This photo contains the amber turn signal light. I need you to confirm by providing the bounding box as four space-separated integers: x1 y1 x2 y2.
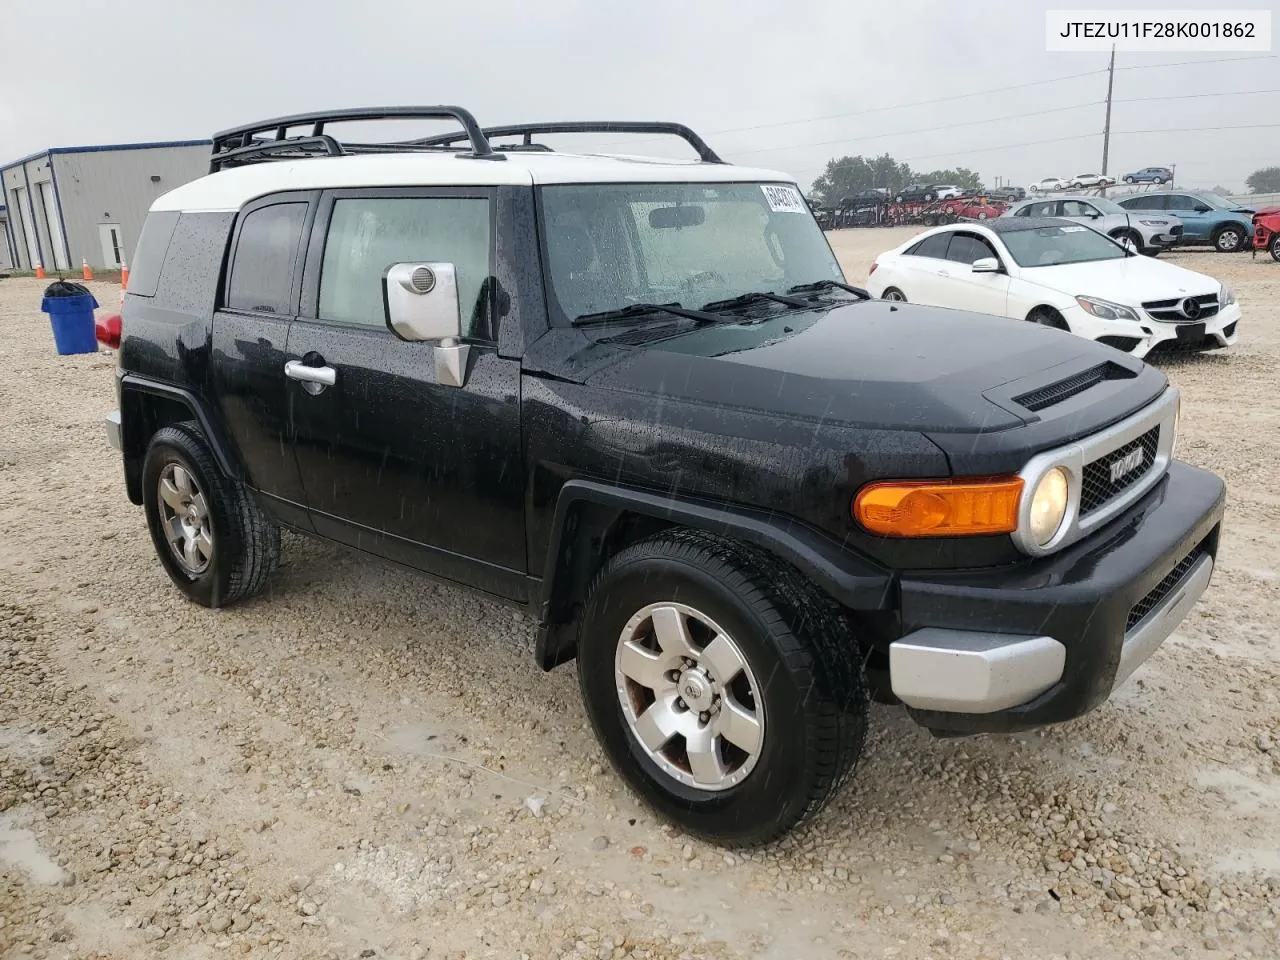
853 477 1024 537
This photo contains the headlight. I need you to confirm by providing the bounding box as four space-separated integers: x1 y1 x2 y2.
1028 467 1070 546
1219 282 1236 306
1075 296 1140 322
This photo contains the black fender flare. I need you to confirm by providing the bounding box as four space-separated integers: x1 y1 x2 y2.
533 478 892 670
119 375 243 502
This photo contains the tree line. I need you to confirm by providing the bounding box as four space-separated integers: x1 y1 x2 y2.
1247 167 1280 194
810 154 984 204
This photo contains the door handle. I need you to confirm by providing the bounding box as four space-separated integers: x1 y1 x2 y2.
284 360 336 386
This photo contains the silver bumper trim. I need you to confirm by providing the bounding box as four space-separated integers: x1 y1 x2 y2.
1114 553 1214 689
106 410 122 451
889 629 1066 714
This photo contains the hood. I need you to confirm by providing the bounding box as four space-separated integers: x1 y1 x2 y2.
1020 254 1219 304
539 300 1163 434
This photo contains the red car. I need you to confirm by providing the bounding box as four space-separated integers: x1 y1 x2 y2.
940 198 1005 220
1252 206 1280 261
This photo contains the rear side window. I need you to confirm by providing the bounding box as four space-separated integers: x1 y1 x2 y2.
1122 195 1163 211
1024 201 1059 217
1164 195 1196 212
126 211 180 298
905 233 951 259
226 202 308 314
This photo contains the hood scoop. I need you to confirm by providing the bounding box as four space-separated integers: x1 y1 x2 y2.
1012 361 1135 412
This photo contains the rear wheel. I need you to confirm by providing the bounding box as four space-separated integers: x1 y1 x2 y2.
1028 307 1067 330
1124 176 1135 184
1271 234 1280 262
1212 224 1246 253
142 422 280 608
881 287 906 302
576 531 868 846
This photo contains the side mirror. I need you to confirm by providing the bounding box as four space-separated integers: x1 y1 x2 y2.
1088 212 1102 219
971 257 1000 273
1194 204 1212 213
383 262 469 387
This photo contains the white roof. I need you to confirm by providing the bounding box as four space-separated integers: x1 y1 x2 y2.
151 151 799 213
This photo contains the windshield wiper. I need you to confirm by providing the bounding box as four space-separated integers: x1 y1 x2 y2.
787 279 872 300
571 302 723 327
700 291 813 312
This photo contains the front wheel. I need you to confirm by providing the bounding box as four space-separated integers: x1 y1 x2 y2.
576 531 868 846
1028 307 1067 330
142 422 280 608
1270 234 1280 262
881 287 906 302
1213 225 1246 253
1124 177 1135 184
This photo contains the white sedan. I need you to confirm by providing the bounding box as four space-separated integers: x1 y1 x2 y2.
1030 177 1069 194
865 218 1241 359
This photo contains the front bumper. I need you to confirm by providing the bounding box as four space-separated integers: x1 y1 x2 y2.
1065 303 1240 358
889 459 1224 734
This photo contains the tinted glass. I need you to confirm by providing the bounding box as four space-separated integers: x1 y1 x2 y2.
909 233 952 259
126 211 180 298
1200 194 1236 209
1023 201 1059 218
318 197 492 336
944 234 996 264
1002 224 1126 267
1121 195 1165 210
539 182 842 322
226 203 307 314
1164 195 1196 211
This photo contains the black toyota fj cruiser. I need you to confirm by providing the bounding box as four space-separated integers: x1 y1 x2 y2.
102 107 1225 845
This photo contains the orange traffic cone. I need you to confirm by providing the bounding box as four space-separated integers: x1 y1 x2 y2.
82 259 94 281
34 260 46 279
120 260 129 290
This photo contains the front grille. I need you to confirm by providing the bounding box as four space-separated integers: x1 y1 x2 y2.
1127 542 1206 632
1142 293 1220 323
1080 426 1161 515
1223 321 1237 338
1013 362 1133 412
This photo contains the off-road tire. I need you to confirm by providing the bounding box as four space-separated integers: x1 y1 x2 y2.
142 421 280 608
575 530 868 846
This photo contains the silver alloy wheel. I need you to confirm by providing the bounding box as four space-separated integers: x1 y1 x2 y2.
157 463 213 575
1216 228 1242 251
613 602 764 792
883 290 905 301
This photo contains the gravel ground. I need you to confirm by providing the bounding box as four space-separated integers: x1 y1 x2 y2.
1 235 1277 960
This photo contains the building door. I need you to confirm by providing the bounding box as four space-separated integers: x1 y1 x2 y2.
98 224 124 268
37 181 69 270
12 187 40 269
0 222 12 270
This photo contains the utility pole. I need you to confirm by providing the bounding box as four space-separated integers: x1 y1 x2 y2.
1101 44 1116 175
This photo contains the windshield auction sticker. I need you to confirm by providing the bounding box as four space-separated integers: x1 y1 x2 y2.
1046 9 1271 50
762 185 808 214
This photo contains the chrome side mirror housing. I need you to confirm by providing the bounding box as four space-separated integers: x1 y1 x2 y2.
971 257 1000 274
383 262 470 387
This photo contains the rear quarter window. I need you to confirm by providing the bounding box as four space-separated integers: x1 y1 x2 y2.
127 211 181 298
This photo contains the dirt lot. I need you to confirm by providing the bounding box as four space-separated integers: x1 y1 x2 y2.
2 233 1278 960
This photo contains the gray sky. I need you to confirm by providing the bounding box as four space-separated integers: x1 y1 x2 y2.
2 0 1275 192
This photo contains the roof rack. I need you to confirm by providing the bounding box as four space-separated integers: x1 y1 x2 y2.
209 106 502 173
412 122 727 165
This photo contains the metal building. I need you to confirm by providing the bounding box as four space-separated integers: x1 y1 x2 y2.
1 140 210 272
0 205 13 271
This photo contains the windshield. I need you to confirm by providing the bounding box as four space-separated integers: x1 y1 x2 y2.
1200 193 1237 210
539 182 844 323
1001 224 1127 267
1089 197 1129 215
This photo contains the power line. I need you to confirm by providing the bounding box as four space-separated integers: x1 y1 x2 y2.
1113 53 1276 72
593 54 1278 151
1115 87 1280 104
1117 121 1280 135
730 101 1102 158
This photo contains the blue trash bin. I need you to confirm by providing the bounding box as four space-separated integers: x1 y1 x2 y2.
42 291 100 355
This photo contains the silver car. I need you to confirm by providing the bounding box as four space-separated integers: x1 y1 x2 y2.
1002 196 1182 255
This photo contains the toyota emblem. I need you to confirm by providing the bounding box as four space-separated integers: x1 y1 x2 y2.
1180 297 1202 319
